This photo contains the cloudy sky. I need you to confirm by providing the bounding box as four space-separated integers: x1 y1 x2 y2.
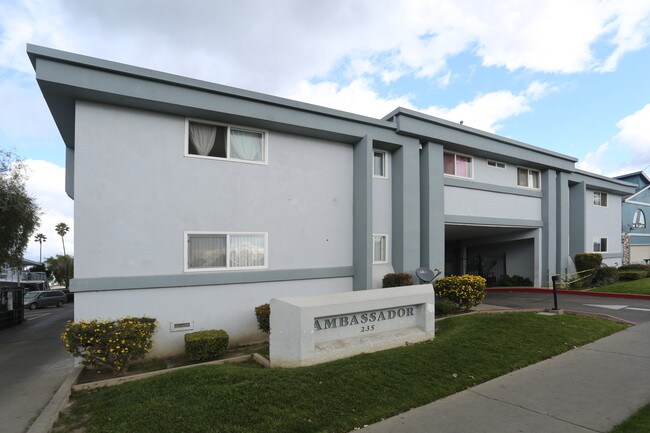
1 0 650 261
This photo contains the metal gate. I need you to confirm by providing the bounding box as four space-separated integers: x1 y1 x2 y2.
444 254 506 287
1 287 24 329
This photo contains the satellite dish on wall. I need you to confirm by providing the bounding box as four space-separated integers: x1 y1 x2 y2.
416 267 438 284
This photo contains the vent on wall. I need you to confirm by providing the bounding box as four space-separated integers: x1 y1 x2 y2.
170 321 194 332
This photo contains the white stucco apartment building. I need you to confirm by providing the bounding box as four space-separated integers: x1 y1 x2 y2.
28 45 635 356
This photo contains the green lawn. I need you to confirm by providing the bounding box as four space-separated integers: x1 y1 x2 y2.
588 278 650 295
54 313 626 433
610 403 650 433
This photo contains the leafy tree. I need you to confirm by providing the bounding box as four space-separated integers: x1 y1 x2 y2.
45 255 73 288
34 233 47 262
55 222 70 256
0 149 40 270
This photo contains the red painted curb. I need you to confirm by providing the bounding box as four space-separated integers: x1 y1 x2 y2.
486 287 650 301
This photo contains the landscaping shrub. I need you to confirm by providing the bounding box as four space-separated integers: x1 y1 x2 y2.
61 317 157 373
382 272 413 288
593 267 619 286
618 264 650 277
434 298 456 316
434 274 486 310
575 253 603 286
185 329 229 362
619 270 647 281
498 274 534 287
255 303 270 334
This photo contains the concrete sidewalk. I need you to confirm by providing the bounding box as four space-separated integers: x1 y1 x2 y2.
360 320 650 433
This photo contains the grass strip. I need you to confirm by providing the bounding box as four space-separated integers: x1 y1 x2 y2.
54 313 626 433
610 402 650 433
587 278 650 295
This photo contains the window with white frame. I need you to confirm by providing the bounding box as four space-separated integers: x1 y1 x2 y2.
186 119 266 163
373 151 387 178
487 160 506 169
444 152 473 178
593 191 608 207
632 209 646 228
373 234 387 263
517 167 540 189
186 232 267 271
593 237 608 252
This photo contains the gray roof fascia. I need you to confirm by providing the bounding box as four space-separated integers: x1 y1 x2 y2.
27 44 398 148
568 169 636 195
615 170 650 185
386 108 578 171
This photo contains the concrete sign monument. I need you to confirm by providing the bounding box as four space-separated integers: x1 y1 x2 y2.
269 285 435 367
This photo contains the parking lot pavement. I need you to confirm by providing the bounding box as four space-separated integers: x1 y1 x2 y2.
0 303 74 433
484 291 650 324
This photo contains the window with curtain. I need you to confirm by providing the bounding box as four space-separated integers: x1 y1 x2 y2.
593 191 608 207
187 120 266 163
633 209 646 228
186 232 267 270
593 237 608 252
373 151 387 178
443 152 473 178
516 167 540 189
373 234 387 263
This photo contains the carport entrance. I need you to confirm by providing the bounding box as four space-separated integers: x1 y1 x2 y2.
444 224 540 286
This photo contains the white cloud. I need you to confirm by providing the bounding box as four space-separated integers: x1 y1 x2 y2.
21 159 74 261
613 104 650 169
422 81 550 132
576 142 609 174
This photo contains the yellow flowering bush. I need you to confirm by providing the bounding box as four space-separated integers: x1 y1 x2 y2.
61 317 157 373
434 275 486 310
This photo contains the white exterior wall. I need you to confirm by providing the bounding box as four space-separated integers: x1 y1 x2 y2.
74 101 354 278
585 189 623 265
444 186 541 220
72 101 356 354
372 150 393 288
75 277 352 356
472 157 521 187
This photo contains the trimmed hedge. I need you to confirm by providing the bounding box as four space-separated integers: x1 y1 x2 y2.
434 298 456 316
61 317 157 373
434 274 486 310
575 253 603 287
618 264 650 277
185 329 229 362
498 274 533 287
593 267 619 286
382 272 413 288
255 303 271 334
619 270 647 281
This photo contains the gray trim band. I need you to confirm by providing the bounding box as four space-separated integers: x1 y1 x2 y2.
71 266 353 292
443 177 543 198
600 253 623 259
445 215 544 228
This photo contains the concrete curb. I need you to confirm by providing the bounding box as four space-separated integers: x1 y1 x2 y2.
486 287 650 300
26 365 83 433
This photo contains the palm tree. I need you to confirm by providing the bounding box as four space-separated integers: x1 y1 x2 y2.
34 233 47 262
55 222 70 256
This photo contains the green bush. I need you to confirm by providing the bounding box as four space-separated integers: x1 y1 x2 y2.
498 274 534 287
619 270 647 281
575 253 603 286
255 303 270 334
618 264 650 277
185 329 229 362
61 317 157 373
593 267 619 286
382 272 413 288
434 298 456 316
434 275 486 310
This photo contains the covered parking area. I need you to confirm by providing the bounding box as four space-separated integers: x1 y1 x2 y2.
444 224 541 286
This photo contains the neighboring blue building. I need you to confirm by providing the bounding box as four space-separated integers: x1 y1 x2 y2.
616 171 650 264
